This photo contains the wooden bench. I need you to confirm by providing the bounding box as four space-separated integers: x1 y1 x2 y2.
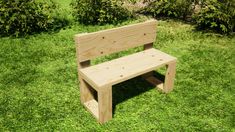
74 20 177 123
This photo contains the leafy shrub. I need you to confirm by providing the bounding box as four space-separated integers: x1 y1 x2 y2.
71 0 132 25
141 0 194 19
141 0 235 34
193 0 235 34
128 0 139 4
0 0 67 36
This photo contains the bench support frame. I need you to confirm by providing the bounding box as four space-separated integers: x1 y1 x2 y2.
75 20 177 123
78 60 113 123
141 43 176 93
78 43 177 123
79 60 176 123
142 61 176 93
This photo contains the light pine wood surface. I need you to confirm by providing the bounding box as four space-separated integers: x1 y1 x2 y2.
75 19 157 62
79 48 176 89
75 19 177 123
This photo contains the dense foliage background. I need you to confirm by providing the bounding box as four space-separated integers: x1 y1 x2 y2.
193 0 235 33
71 0 132 25
140 0 193 19
0 0 234 35
0 0 68 36
140 0 235 34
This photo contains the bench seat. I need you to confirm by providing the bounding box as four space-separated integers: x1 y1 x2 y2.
75 20 177 123
79 48 177 90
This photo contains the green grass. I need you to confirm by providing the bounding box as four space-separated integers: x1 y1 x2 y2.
0 0 235 131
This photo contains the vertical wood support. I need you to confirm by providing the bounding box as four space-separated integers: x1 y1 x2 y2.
144 43 153 50
163 61 176 93
98 86 112 123
78 60 96 103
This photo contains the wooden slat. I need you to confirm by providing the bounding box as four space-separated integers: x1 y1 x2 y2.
79 48 177 89
75 19 157 62
145 76 164 90
84 99 99 119
77 60 96 103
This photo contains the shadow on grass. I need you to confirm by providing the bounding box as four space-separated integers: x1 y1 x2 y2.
112 71 165 114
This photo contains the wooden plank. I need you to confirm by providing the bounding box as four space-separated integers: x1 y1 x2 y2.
98 87 112 123
77 60 96 103
79 48 177 89
80 80 97 103
163 61 177 93
145 76 164 90
75 19 157 62
84 99 99 119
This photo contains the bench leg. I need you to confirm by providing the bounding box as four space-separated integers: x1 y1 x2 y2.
163 61 176 93
79 77 95 104
98 86 112 123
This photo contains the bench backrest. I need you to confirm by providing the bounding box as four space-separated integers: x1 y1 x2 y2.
75 19 157 63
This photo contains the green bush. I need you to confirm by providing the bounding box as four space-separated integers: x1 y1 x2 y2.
141 0 235 34
193 0 235 34
0 0 67 36
71 0 132 25
141 0 193 19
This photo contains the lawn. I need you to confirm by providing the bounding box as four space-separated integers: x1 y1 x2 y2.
0 0 235 131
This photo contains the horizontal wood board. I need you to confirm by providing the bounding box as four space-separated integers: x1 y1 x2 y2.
84 99 99 119
75 20 157 62
80 48 176 88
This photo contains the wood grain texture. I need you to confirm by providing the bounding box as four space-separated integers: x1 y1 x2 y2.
98 86 112 123
163 61 177 93
79 48 177 89
84 99 99 119
75 20 177 123
75 19 157 62
145 76 164 90
77 60 96 103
